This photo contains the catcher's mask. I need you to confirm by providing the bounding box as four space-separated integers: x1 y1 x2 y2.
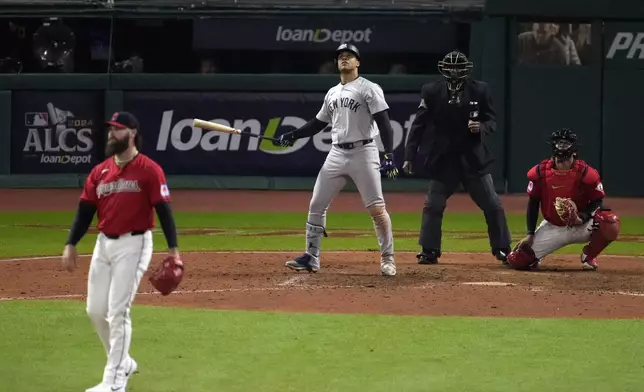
548 128 578 160
437 50 473 104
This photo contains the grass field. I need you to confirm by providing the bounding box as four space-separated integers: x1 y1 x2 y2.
2 211 644 258
1 210 644 391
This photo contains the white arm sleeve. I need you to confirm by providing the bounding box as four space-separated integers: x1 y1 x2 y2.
364 82 389 114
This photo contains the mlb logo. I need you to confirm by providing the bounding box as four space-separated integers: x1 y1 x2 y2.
25 112 49 126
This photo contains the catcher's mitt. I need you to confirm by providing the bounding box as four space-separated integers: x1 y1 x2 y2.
149 255 184 296
554 197 580 227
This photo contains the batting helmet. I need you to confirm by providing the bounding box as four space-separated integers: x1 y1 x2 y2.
336 43 360 61
506 242 539 270
548 127 578 160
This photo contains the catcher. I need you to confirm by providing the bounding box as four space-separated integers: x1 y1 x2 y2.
507 128 620 271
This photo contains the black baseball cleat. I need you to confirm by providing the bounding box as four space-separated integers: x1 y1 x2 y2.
417 249 439 265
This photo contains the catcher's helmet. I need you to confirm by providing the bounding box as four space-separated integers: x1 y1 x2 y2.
336 43 360 61
548 127 578 160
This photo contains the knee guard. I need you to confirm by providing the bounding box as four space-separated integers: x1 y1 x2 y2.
506 242 539 270
583 209 620 259
305 222 327 258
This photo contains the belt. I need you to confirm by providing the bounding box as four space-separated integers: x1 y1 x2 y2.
335 139 373 150
103 230 146 240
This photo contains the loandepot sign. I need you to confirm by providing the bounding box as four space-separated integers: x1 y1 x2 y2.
275 25 373 44
155 110 411 155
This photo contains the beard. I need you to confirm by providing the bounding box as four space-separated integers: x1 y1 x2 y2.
105 138 129 157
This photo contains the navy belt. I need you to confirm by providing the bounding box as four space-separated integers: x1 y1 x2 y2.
103 230 146 240
336 139 373 150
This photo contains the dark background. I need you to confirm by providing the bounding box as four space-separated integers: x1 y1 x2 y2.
1 0 644 196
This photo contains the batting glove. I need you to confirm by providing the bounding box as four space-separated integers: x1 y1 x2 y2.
380 153 399 179
273 132 296 147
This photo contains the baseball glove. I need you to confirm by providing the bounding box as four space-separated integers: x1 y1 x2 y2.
554 197 580 227
149 255 184 296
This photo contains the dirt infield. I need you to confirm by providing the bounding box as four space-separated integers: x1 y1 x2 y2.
2 189 644 319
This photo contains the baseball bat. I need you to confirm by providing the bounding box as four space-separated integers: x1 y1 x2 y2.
192 118 280 143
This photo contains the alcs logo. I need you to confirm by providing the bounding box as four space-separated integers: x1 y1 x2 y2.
22 102 94 165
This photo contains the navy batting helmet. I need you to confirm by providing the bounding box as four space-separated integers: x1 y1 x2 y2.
336 43 360 61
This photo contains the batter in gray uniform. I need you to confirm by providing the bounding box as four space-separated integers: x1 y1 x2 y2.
273 43 399 276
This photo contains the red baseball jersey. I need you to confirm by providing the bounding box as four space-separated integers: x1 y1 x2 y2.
526 158 605 226
80 153 171 236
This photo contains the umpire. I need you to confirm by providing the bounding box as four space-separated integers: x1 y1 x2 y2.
403 50 511 265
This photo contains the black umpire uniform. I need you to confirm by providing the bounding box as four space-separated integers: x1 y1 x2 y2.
404 51 511 264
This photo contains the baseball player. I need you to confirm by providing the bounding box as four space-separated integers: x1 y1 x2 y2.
61 112 180 392
506 128 620 270
272 43 399 276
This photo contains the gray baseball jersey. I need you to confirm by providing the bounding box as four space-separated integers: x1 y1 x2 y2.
315 76 389 144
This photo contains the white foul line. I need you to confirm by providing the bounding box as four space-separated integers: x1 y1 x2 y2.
3 283 644 302
0 283 362 302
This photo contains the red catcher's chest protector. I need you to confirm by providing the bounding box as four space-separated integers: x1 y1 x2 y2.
537 159 589 208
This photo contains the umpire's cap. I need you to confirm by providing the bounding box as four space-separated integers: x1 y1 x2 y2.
336 43 360 61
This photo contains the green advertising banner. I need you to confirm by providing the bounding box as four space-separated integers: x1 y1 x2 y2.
604 22 644 68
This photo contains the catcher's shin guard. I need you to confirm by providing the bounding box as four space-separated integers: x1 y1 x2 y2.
583 209 620 259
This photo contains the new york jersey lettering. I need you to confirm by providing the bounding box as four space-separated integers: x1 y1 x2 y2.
316 76 389 145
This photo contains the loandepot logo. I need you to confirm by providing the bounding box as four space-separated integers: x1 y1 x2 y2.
156 110 412 154
275 25 373 44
